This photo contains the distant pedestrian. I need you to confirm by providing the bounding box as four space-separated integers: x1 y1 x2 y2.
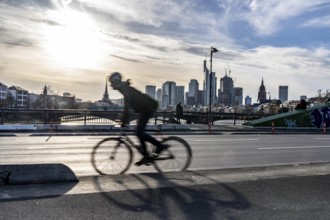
295 99 308 110
176 102 183 124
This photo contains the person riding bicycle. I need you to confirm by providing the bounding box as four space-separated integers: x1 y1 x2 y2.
108 72 165 166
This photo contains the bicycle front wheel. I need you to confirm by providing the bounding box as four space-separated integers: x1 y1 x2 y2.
154 136 192 172
91 137 133 175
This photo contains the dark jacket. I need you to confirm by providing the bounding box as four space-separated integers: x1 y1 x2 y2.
176 103 183 116
117 82 158 123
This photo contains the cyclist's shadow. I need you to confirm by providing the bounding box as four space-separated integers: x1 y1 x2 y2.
92 171 251 219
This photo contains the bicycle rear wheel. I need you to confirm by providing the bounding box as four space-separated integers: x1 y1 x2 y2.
92 137 133 175
153 136 192 172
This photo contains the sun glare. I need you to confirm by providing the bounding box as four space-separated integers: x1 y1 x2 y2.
43 9 102 69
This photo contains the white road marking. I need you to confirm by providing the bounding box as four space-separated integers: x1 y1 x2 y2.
195 139 259 142
258 146 330 150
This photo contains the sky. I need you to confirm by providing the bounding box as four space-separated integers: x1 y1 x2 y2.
1 0 330 103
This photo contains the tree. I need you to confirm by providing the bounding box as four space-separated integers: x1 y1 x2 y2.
0 94 15 108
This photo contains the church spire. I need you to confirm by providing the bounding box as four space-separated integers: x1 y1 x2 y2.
257 77 267 103
102 80 110 103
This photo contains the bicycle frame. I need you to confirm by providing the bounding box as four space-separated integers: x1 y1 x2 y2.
119 128 165 157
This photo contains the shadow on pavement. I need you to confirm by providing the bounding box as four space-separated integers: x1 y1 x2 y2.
0 164 78 202
0 163 78 185
92 172 250 219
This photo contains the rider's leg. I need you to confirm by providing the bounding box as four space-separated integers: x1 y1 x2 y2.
136 113 148 156
136 112 163 153
135 113 159 166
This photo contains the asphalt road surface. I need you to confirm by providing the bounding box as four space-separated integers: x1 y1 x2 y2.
1 133 330 176
1 133 330 219
1 168 330 220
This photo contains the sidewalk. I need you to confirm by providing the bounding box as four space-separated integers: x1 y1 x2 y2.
2 162 330 198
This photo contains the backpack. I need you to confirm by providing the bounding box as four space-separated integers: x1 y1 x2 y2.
125 86 158 113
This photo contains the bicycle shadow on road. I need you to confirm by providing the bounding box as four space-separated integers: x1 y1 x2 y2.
92 171 251 219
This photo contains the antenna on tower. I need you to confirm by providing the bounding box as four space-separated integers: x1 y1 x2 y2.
227 62 231 77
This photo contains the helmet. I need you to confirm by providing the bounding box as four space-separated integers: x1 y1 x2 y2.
109 72 122 84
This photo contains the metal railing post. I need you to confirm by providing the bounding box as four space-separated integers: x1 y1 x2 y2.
84 109 87 126
234 112 236 125
44 108 48 124
1 108 4 124
163 111 166 124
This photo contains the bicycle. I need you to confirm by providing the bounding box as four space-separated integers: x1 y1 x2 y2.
91 128 192 175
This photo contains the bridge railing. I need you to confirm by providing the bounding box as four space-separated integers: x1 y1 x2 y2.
0 108 271 125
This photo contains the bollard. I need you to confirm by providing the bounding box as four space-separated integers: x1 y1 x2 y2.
208 123 211 134
323 121 327 134
50 119 53 133
271 121 275 134
46 119 53 142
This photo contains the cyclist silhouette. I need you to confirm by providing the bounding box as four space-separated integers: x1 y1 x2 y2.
109 72 165 166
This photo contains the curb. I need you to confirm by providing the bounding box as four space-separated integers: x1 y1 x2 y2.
0 164 78 185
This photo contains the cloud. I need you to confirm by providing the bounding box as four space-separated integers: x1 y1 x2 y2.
30 18 62 26
242 0 330 36
226 45 330 101
83 0 236 47
2 38 35 47
302 15 330 28
1 0 330 103
111 55 143 63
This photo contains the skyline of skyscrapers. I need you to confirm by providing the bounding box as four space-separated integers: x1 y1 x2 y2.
143 61 291 108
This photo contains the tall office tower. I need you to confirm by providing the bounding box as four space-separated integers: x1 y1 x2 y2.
211 72 217 105
156 88 162 103
203 60 217 106
188 79 199 97
203 60 210 106
197 90 204 105
279 85 288 103
188 79 199 105
162 81 176 107
176 86 185 105
257 78 267 103
218 74 234 106
145 85 156 99
233 87 243 106
245 95 252 105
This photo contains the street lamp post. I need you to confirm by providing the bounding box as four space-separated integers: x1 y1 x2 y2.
209 46 218 125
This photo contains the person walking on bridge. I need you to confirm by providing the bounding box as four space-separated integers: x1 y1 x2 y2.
176 102 183 124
